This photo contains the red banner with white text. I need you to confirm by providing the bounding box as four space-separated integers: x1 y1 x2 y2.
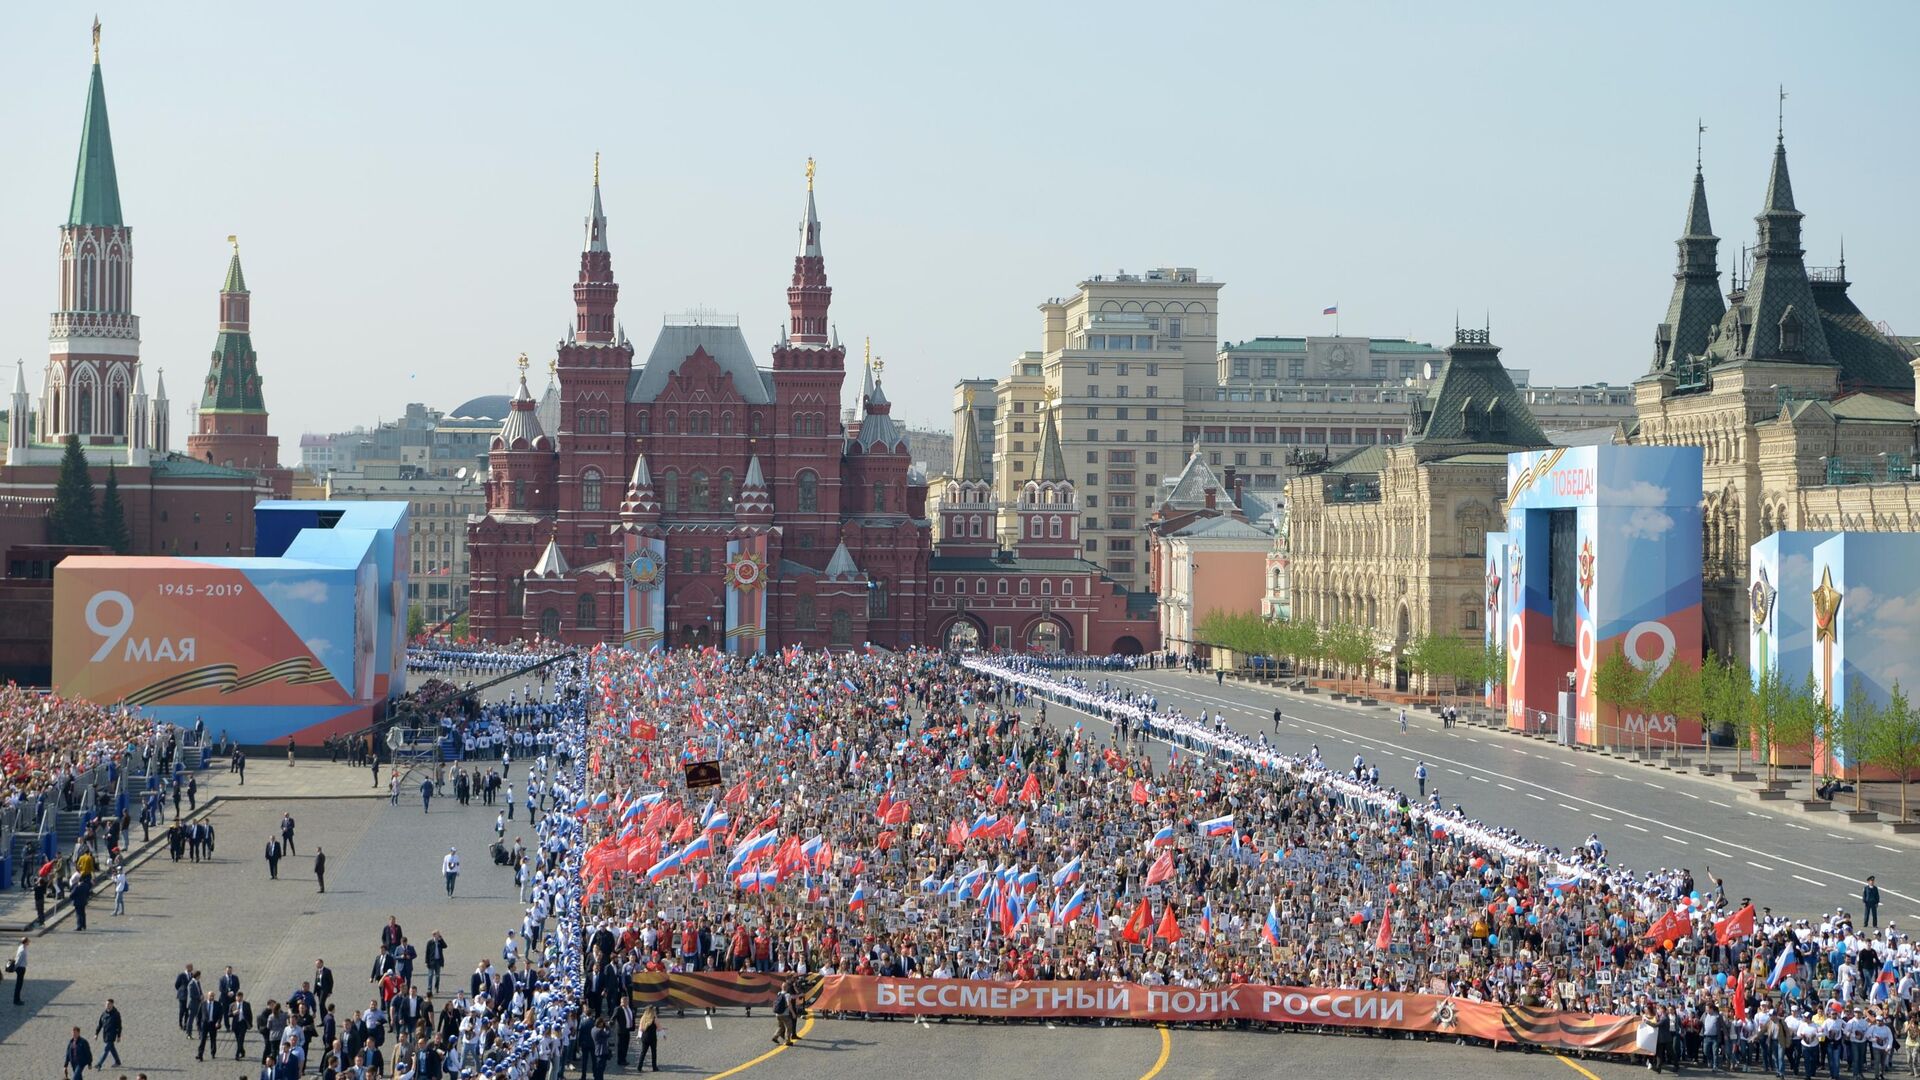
807 976 1644 1054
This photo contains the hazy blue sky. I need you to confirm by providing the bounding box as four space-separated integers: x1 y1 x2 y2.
3 2 1916 443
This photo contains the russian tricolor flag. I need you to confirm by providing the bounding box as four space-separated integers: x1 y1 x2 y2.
1052 858 1083 888
1200 814 1234 838
727 830 779 873
1263 902 1283 946
645 851 683 884
1057 887 1087 924
849 882 867 912
1199 901 1214 937
968 812 998 839
1322 304 1338 315
1767 947 1799 989
679 834 712 861
1150 825 1175 848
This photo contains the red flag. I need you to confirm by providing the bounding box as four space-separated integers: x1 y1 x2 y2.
723 777 752 806
669 817 695 843
946 820 967 849
1643 909 1686 946
1120 897 1153 944
875 792 895 821
1145 850 1175 887
875 830 897 851
1157 904 1182 943
881 801 911 825
1730 973 1748 1021
1130 780 1150 805
1018 773 1041 805
991 777 1010 806
1713 903 1755 946
1374 906 1393 952
629 718 657 740
851 857 866 875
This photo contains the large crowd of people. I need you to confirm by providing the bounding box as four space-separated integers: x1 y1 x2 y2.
21 640 1920 1077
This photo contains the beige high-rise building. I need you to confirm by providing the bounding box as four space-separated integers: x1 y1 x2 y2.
963 269 1632 591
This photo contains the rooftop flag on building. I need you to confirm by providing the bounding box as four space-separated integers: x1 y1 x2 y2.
1322 305 1338 315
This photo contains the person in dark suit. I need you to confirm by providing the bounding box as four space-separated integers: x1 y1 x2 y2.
314 847 327 893
381 917 404 952
70 872 92 931
196 992 225 1060
264 837 282 879
314 959 335 1015
218 966 241 1005
64 1025 94 1080
615 1001 636 1068
175 964 196 1029
228 991 254 1059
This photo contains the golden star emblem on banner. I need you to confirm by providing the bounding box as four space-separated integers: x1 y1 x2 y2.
1811 566 1842 643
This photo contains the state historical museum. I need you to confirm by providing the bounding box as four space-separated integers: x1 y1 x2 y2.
467 163 931 650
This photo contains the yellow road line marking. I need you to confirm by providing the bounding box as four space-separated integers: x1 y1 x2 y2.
1139 1022 1172 1080
1555 1053 1603 1080
707 1013 816 1079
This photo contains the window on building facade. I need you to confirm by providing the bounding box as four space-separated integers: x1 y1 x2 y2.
576 593 597 629
1372 359 1387 378
872 483 887 512
797 594 816 628
830 609 851 645
541 608 560 637
719 469 735 508
720 412 734 435
868 582 889 619
1232 358 1249 378
636 412 650 435
512 479 527 509
666 412 678 434
1288 358 1305 379
1086 361 1101 375
690 471 711 511
581 469 602 511
661 470 679 512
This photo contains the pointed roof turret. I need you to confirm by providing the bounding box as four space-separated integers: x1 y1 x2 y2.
585 152 608 253
495 355 551 450
798 156 823 258
1032 397 1069 482
1412 329 1550 447
69 19 123 228
153 367 167 400
222 242 247 294
734 454 774 519
629 452 653 491
619 453 659 520
12 360 26 397
825 540 861 580
951 387 989 483
531 533 572 578
1653 146 1726 373
1735 121 1831 366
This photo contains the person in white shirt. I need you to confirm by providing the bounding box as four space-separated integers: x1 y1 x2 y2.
1866 1015 1893 1077
442 848 460 897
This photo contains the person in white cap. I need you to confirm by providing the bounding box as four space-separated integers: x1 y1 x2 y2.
442 847 460 897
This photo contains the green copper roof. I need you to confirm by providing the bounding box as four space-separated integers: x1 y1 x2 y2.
1411 334 1550 448
200 331 267 412
68 62 124 227
223 250 247 293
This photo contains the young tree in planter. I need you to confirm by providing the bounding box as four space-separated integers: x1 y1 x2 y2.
1836 682 1880 813
1773 674 1823 795
49 433 97 545
1480 640 1508 708
1399 633 1433 701
407 603 427 638
1863 682 1920 823
1744 665 1789 785
1646 660 1705 757
1593 646 1651 749
1698 653 1749 772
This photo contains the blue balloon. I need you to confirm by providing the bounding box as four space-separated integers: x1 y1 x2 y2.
1527 913 1539 925
1480 887 1492 899
1487 934 1499 947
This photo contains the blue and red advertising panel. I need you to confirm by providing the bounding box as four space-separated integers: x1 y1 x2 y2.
1504 446 1703 746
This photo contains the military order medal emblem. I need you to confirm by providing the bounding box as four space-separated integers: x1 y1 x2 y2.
625 549 662 591
724 551 765 591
